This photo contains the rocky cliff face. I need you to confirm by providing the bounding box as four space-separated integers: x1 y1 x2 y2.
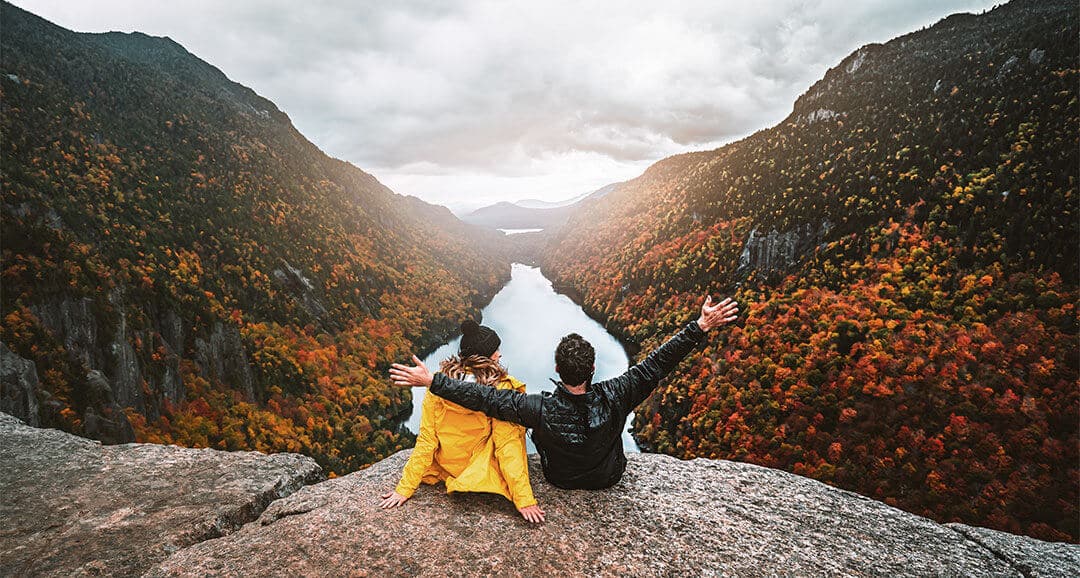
8 286 257 443
736 220 833 279
2 413 1075 577
0 343 39 426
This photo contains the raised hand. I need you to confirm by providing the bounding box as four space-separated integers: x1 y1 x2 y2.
390 355 434 387
379 490 410 508
696 295 739 332
519 504 546 524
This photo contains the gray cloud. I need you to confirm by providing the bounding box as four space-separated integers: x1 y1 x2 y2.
14 0 999 208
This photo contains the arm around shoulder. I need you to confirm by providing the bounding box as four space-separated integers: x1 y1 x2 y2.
430 373 543 429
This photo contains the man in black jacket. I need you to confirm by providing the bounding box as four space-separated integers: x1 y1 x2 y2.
389 296 738 498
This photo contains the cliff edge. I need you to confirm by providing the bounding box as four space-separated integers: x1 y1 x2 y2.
0 413 322 575
1 413 1076 577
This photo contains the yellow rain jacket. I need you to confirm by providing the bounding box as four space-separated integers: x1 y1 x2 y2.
395 371 536 509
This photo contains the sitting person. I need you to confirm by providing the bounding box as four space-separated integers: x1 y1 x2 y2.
380 320 545 523
390 295 739 490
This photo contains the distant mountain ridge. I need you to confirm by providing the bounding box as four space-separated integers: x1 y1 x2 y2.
0 1 508 475
542 0 1078 541
514 187 602 209
463 182 622 230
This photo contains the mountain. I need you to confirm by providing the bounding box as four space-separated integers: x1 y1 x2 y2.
2 413 1076 576
514 198 580 209
462 182 622 230
541 0 1078 541
463 201 568 230
515 185 615 209
0 2 509 475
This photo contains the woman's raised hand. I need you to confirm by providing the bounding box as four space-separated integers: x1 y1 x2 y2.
390 355 434 387
379 490 410 508
518 504 545 524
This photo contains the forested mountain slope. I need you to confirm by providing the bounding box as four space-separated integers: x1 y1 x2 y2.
0 2 509 475
543 0 1077 541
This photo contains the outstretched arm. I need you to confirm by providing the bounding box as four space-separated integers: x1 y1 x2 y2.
604 295 739 415
390 357 543 429
431 374 543 428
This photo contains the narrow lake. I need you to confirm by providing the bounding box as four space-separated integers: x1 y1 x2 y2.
498 228 544 235
407 263 639 453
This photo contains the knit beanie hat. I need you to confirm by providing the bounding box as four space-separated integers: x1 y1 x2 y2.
459 320 501 358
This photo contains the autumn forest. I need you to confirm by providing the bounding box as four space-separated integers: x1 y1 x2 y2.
1 0 1076 545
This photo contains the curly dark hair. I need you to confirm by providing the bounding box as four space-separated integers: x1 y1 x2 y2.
555 333 595 386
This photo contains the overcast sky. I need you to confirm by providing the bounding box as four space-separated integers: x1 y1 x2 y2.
15 0 998 213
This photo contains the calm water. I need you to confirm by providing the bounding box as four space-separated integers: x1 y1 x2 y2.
498 228 544 235
406 263 639 453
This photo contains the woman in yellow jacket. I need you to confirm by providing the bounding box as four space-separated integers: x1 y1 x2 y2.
379 320 545 523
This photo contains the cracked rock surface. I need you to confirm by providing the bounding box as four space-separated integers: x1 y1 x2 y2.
948 523 1080 578
0 412 323 576
146 449 1078 577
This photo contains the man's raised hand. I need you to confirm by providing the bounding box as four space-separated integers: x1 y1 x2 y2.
696 295 739 332
390 355 434 387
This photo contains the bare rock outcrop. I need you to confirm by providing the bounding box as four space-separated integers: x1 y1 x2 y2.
146 450 1078 577
193 320 256 403
2 412 1074 577
0 342 40 426
0 413 323 576
736 221 833 279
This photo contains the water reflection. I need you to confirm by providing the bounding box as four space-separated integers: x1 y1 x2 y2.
498 228 544 235
407 263 639 453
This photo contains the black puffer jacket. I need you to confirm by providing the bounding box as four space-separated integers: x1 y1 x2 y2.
428 320 707 489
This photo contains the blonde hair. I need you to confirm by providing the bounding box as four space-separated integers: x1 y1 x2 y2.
439 354 507 387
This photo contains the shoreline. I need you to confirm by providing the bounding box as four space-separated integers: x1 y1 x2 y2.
541 266 642 360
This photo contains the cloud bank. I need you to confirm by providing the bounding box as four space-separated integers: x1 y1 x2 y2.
15 0 999 211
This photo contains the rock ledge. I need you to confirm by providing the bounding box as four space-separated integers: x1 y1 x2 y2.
2 412 1076 577
149 450 1078 577
0 412 323 576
